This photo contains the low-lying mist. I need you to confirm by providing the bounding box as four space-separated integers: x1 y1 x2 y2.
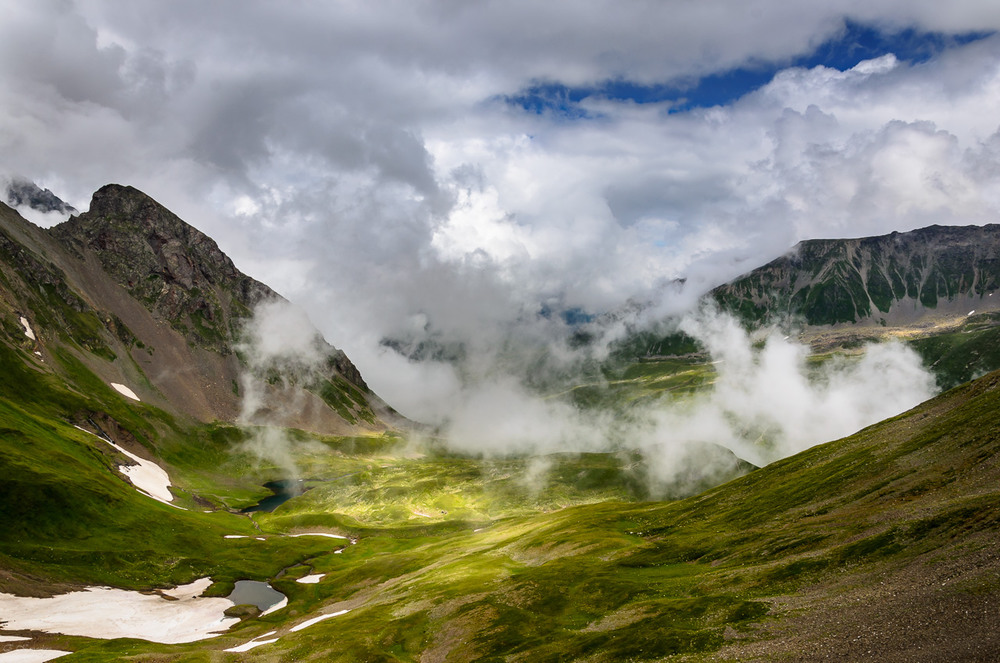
432 304 936 492
666 306 936 465
235 300 333 485
236 299 938 498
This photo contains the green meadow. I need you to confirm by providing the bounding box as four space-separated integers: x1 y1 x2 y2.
3 333 1000 660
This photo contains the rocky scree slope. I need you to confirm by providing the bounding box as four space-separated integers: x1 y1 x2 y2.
0 184 398 434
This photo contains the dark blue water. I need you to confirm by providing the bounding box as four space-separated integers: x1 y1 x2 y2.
241 479 305 513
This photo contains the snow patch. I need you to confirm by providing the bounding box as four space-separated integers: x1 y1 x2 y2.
0 582 239 644
161 578 213 601
289 532 348 539
296 574 325 584
224 632 279 653
0 636 31 643
289 609 351 633
110 383 140 401
0 650 72 662
109 445 172 502
260 597 288 616
73 425 174 503
18 317 35 341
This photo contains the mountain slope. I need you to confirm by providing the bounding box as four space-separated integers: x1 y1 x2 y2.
71 366 998 661
4 334 998 660
603 224 1000 397
50 183 276 356
0 184 399 434
242 369 1000 661
712 224 1000 327
1 188 999 659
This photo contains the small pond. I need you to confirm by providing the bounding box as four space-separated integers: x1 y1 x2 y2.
241 479 306 513
227 580 286 613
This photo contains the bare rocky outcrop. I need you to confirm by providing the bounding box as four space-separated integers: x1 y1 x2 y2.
51 184 274 355
0 183 402 434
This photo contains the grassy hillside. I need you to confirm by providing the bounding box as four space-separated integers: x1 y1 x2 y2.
908 311 1000 390
0 330 648 586
5 329 996 659
3 198 999 660
221 368 998 662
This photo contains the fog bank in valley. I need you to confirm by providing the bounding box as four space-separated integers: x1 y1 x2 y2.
239 298 938 495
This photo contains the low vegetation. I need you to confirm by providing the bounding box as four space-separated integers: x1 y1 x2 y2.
3 205 1000 659
2 325 999 660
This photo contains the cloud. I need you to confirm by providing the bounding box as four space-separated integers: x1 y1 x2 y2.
234 299 330 481
672 307 937 465
405 305 937 494
0 1 990 469
237 299 326 373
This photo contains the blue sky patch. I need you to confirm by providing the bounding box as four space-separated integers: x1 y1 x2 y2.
504 21 993 117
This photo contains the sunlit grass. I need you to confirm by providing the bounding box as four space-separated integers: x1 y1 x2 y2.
4 324 1000 660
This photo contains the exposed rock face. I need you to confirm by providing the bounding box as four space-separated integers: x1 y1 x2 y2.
712 225 1000 327
0 183 399 434
48 185 372 393
0 202 114 357
51 184 273 354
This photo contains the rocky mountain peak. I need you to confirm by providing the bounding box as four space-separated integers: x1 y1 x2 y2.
5 177 78 215
50 184 373 396
57 184 272 302
50 185 274 354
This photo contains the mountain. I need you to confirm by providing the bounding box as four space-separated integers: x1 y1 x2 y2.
1 190 999 660
4 177 78 216
3 336 996 659
0 183 400 434
712 224 1000 327
604 224 1000 394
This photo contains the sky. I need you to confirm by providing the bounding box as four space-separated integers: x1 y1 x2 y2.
1 1 998 458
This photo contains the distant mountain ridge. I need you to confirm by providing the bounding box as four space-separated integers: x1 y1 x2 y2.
0 183 399 434
712 224 1000 327
5 176 78 215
